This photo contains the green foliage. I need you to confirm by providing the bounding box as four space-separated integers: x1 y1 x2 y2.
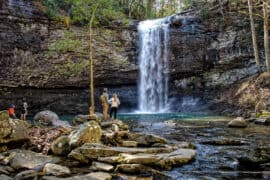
66 0 126 26
42 0 67 20
49 31 81 53
57 60 88 77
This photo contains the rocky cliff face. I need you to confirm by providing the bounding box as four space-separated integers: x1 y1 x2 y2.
0 0 138 114
0 0 263 115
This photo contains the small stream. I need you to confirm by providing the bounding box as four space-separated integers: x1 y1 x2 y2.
116 113 270 180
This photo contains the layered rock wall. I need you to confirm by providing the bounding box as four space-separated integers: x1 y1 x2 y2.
0 0 263 114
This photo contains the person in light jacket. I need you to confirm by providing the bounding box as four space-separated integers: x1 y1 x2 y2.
109 93 120 120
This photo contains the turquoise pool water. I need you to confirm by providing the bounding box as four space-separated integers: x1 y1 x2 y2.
59 113 232 123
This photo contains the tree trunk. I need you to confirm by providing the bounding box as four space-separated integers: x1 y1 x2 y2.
248 0 261 73
89 5 98 121
263 2 270 72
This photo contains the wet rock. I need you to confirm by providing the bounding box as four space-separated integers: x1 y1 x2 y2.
228 117 248 128
9 149 60 170
201 138 246 146
254 118 270 125
72 113 103 126
115 164 170 179
238 146 270 168
122 141 138 147
72 115 89 126
68 121 102 148
127 133 167 147
14 170 39 180
100 120 129 131
0 174 12 180
115 174 153 180
69 143 185 163
90 161 114 172
33 111 59 126
50 136 71 155
43 163 71 176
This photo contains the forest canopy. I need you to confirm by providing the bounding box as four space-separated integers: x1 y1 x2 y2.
38 0 186 25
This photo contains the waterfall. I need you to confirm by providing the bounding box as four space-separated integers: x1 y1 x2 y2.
138 18 170 113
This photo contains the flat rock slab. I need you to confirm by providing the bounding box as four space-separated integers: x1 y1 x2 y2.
99 149 196 170
254 118 270 125
115 164 170 179
90 161 114 172
43 163 71 176
9 149 60 170
42 172 112 180
68 143 190 163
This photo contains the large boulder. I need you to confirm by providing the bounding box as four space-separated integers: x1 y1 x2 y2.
68 121 102 148
50 136 71 156
43 163 71 177
33 111 59 126
0 111 30 151
228 117 248 128
8 149 60 170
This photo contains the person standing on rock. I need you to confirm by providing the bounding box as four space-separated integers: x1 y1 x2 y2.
20 99 28 121
100 88 109 121
8 104 17 119
109 93 120 120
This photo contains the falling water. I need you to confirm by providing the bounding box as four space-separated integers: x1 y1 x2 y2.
138 18 170 113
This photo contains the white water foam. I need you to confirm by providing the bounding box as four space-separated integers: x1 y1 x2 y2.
138 17 171 113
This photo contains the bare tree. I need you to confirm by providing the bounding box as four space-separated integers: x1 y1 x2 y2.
248 0 261 73
263 1 270 72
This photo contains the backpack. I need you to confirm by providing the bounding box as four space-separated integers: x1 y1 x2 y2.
100 94 107 105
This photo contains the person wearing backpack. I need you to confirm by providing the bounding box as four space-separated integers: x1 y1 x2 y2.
100 88 109 121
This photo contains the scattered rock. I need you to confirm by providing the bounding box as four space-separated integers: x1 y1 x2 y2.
72 113 103 126
100 120 129 131
115 164 170 179
33 110 59 126
112 124 119 132
42 172 112 180
122 141 138 147
68 121 102 148
43 163 71 176
228 117 248 128
0 174 12 180
90 161 114 172
238 146 270 167
14 170 39 180
51 136 71 155
9 149 60 170
127 133 167 147
254 118 270 125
